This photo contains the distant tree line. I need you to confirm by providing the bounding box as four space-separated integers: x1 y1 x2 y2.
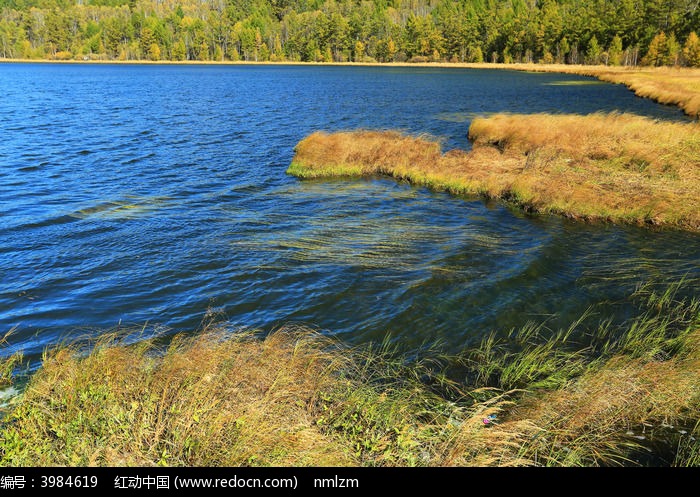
1 0 699 66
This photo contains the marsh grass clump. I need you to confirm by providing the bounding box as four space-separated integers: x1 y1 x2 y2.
470 286 700 466
289 113 700 231
0 330 23 389
0 327 358 466
0 281 699 467
0 323 527 467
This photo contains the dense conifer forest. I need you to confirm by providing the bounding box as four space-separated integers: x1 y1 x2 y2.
0 0 698 65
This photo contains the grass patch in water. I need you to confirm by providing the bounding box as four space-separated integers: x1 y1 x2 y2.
0 283 699 466
434 111 492 122
543 80 606 86
288 113 700 231
68 196 173 221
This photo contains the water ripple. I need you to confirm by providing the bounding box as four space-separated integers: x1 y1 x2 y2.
0 63 697 359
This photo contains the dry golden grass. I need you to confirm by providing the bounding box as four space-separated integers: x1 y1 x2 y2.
0 328 356 466
289 114 700 231
0 325 532 467
1 284 699 467
511 342 700 466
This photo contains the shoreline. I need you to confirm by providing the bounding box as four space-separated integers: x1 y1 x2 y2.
3 57 700 69
1 283 699 466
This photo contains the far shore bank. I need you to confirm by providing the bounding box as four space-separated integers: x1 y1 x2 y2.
3 57 700 70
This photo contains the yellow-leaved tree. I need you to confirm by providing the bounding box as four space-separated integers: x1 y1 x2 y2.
684 32 700 67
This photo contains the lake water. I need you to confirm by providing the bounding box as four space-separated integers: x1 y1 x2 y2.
1 63 698 361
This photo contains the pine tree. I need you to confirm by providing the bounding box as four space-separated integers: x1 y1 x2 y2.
642 32 666 66
140 27 155 60
586 36 602 64
469 45 484 63
254 29 263 62
608 35 623 65
148 42 160 60
683 31 700 67
273 34 282 60
172 39 186 61
387 38 397 62
664 32 680 65
557 37 570 64
354 40 364 62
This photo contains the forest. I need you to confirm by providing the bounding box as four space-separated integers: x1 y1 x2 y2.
0 0 699 66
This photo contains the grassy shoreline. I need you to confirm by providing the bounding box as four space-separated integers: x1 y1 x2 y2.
1 284 698 466
288 114 700 232
4 59 700 117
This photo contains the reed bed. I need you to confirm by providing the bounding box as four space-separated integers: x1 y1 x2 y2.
1 283 698 466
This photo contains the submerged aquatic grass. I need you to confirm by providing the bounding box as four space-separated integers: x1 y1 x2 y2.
288 113 700 231
1 283 698 466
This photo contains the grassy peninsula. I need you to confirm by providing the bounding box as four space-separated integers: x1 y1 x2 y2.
1 284 699 466
288 113 700 232
496 64 700 119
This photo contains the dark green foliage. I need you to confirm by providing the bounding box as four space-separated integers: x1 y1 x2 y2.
0 0 698 64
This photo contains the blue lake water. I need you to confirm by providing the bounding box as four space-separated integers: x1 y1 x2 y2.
1 63 698 360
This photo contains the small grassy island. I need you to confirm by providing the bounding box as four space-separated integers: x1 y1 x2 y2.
288 113 700 232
